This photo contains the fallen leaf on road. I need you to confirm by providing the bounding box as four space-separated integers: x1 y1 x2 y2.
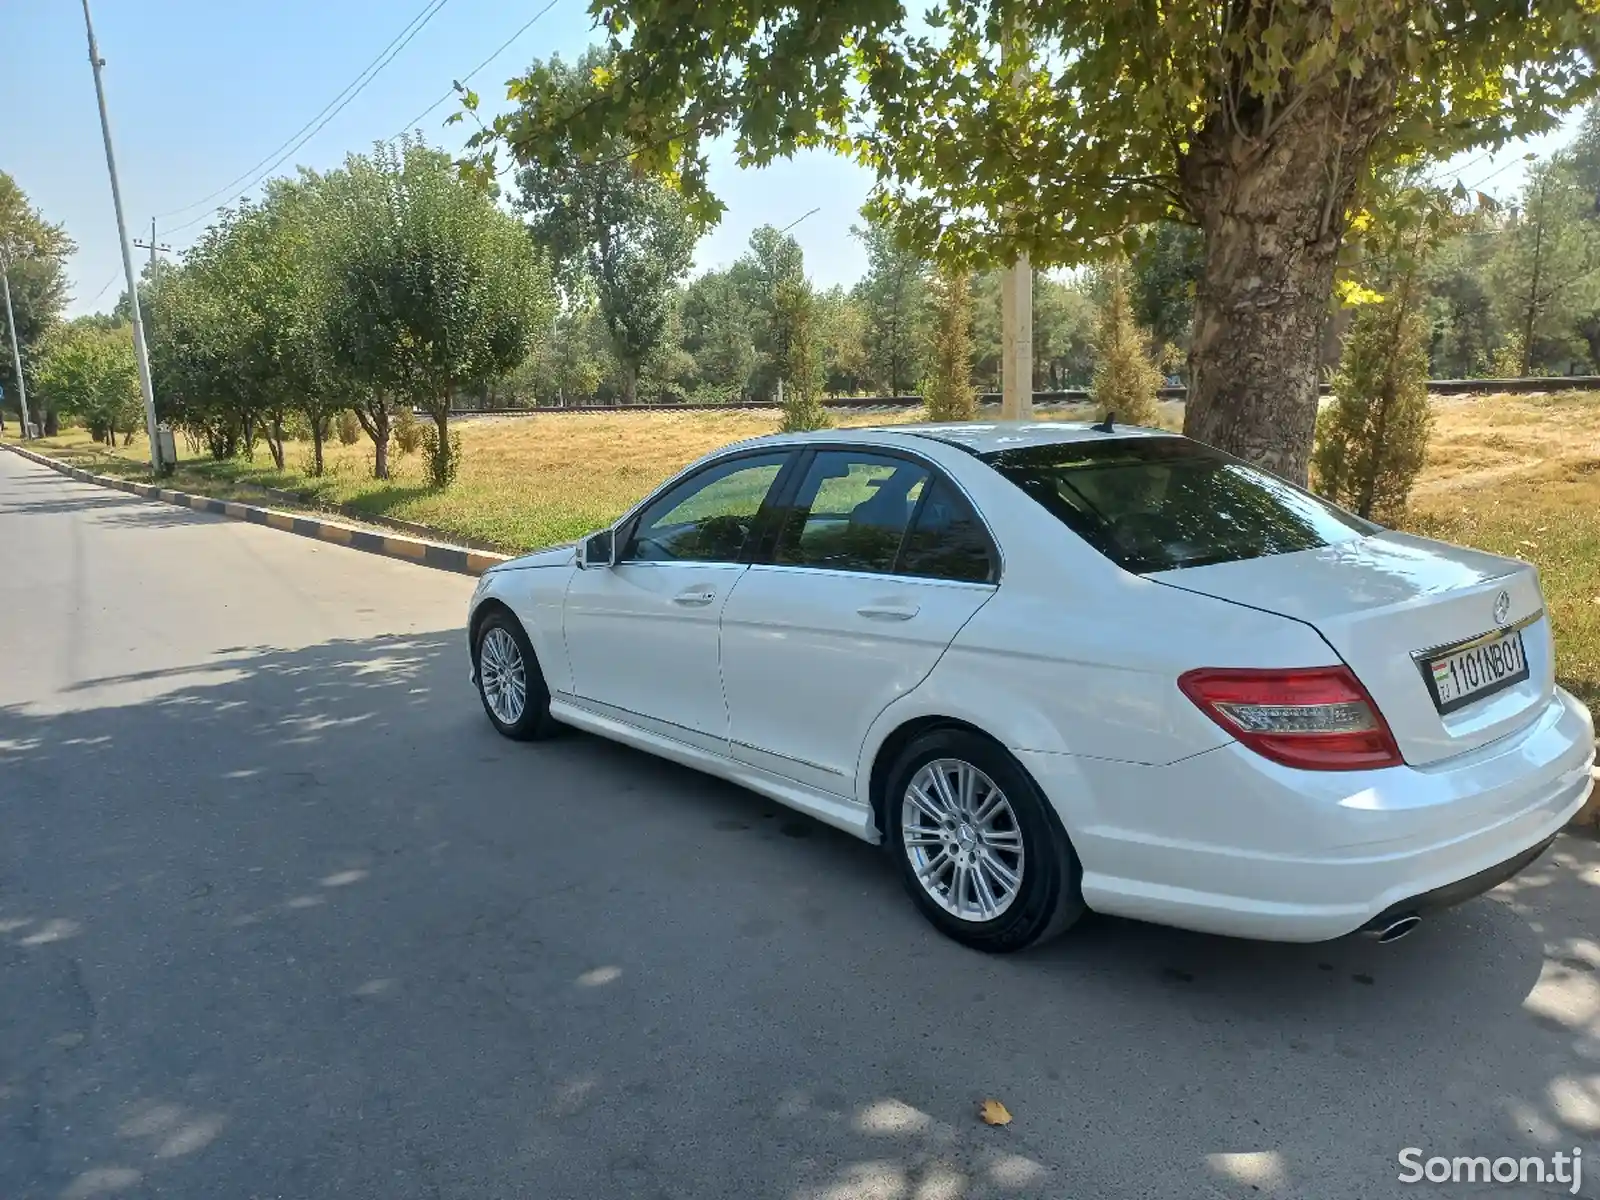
978 1098 1012 1126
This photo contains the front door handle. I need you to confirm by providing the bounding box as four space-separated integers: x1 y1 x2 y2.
857 603 920 621
673 589 717 606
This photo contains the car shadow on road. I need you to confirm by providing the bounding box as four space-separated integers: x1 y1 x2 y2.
1 629 1596 1200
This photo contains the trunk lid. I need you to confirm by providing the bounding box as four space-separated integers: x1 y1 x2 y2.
1152 532 1554 767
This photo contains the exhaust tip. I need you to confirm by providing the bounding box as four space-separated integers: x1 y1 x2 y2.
1365 914 1422 944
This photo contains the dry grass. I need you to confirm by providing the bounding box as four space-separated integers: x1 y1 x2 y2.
5 393 1594 706
1405 392 1600 710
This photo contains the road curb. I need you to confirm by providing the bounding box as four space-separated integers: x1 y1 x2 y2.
1 441 510 577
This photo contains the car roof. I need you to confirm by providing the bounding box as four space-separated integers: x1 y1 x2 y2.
750 420 1182 456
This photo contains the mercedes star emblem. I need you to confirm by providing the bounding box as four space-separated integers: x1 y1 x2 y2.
1493 590 1511 626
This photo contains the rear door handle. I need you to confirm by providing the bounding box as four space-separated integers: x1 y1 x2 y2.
673 589 717 606
857 603 920 621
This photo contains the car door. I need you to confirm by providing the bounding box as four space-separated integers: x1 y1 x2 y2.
720 448 1000 795
563 450 794 753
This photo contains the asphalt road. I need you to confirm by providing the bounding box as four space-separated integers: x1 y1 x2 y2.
3 449 1599 1200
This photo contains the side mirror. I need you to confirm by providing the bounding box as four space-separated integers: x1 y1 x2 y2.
577 528 616 570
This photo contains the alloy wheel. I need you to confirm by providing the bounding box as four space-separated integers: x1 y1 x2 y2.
901 758 1025 922
479 627 527 726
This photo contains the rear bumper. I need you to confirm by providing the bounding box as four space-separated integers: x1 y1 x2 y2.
1358 833 1556 933
1021 688 1595 942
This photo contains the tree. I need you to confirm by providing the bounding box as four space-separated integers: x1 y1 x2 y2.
323 140 553 484
772 275 828 430
185 179 343 473
680 269 759 401
1130 222 1203 357
1031 274 1097 389
1315 295 1433 522
1490 162 1600 374
1422 221 1501 377
150 227 261 460
511 50 697 406
475 0 1599 484
1569 97 1600 204
852 221 927 396
729 224 808 399
0 172 74 430
242 178 350 475
34 319 141 444
924 264 977 420
816 287 871 396
970 270 1094 390
1090 264 1164 426
1314 172 1450 521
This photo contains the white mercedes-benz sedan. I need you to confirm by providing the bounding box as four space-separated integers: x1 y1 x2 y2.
466 421 1596 952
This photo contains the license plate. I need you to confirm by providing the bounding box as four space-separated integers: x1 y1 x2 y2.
1419 628 1529 714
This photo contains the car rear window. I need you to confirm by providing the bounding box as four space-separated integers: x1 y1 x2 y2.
980 437 1377 574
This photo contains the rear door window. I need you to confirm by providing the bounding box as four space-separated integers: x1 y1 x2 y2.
982 438 1376 574
774 451 930 574
896 478 995 583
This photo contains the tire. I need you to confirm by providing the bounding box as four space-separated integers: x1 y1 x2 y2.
473 609 559 741
885 730 1084 952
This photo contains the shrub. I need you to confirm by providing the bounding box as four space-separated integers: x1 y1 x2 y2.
779 383 830 433
1313 293 1432 524
1090 265 1163 426
419 423 462 488
1490 334 1525 380
336 409 362 445
393 407 423 455
924 265 978 421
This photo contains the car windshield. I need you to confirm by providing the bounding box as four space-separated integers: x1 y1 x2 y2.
980 437 1377 574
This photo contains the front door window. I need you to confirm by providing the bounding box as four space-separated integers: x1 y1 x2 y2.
623 454 789 564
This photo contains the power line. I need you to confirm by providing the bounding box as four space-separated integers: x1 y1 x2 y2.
1463 154 1535 195
161 0 456 234
82 267 125 309
392 0 564 139
1424 149 1492 190
154 0 449 221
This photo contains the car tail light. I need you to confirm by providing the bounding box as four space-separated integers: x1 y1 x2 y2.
1178 666 1403 771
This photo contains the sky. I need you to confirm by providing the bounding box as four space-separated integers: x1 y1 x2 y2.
1 0 1587 319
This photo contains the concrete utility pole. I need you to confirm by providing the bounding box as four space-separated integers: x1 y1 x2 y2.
80 0 164 473
132 218 172 272
999 12 1033 421
0 248 34 438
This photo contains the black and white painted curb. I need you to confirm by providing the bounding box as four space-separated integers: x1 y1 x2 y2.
1 441 509 577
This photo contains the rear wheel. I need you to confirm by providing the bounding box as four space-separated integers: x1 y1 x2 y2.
885 730 1083 952
474 610 558 741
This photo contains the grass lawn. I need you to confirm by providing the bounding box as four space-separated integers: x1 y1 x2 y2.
1406 393 1600 710
4 393 1596 707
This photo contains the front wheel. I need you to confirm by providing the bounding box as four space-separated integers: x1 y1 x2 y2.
885 730 1084 952
474 611 558 741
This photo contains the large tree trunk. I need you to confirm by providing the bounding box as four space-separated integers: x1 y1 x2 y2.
1179 77 1394 485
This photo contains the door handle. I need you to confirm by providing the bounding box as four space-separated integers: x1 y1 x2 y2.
857 603 920 621
673 590 717 606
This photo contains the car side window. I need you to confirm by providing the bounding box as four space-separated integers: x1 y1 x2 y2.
895 477 995 583
623 453 789 564
774 451 930 574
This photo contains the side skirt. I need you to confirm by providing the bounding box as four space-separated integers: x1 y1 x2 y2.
549 696 877 842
